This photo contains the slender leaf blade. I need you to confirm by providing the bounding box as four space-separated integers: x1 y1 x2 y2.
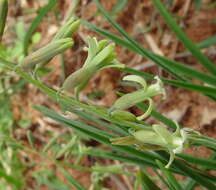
152 0 216 75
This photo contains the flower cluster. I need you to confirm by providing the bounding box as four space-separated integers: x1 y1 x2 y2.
60 37 124 99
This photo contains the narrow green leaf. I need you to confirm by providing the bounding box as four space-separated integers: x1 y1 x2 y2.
60 168 87 190
23 0 57 55
0 0 8 41
83 20 216 88
34 106 162 168
112 0 128 13
153 168 172 190
82 18 185 81
1 57 216 188
177 153 216 169
185 180 196 190
185 153 216 190
197 35 216 49
0 169 22 189
82 149 156 167
157 151 216 189
35 106 216 188
137 170 162 190
156 160 184 190
152 0 216 75
189 137 216 151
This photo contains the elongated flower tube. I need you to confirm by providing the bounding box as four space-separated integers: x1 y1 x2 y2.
33 18 80 74
61 37 124 99
16 38 74 70
0 0 8 42
109 75 165 120
111 123 190 168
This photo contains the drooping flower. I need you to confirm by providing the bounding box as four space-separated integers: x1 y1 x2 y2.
109 75 165 121
61 37 124 99
111 122 192 168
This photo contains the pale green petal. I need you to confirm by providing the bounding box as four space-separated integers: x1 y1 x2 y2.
123 75 147 90
165 149 175 168
153 124 173 144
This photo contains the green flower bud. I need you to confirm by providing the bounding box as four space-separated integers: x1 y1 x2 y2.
53 18 81 41
147 76 166 99
61 37 123 99
123 75 147 90
111 121 191 168
134 124 187 168
17 38 73 70
61 65 96 92
0 0 8 41
110 75 165 120
32 19 80 74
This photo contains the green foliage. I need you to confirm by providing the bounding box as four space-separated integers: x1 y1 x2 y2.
23 0 57 55
0 0 216 189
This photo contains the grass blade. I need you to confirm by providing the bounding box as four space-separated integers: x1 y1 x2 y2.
185 180 196 190
137 170 162 190
34 106 163 168
23 0 57 55
1 58 216 188
0 169 22 189
177 154 216 169
157 151 216 189
83 20 216 88
152 0 216 75
156 160 183 190
124 67 216 98
0 0 8 41
35 106 216 189
60 168 87 190
82 18 185 81
197 35 216 49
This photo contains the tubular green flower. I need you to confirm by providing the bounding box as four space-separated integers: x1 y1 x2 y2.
0 0 8 41
16 38 74 70
111 122 189 168
109 75 165 120
61 65 96 93
32 18 80 75
52 18 81 41
61 37 124 99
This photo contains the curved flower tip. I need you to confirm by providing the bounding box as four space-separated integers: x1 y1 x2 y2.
136 98 153 121
61 37 121 99
123 75 147 90
148 76 166 99
182 128 201 137
165 150 175 168
53 18 81 41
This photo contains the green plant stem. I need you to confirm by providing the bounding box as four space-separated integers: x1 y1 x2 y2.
1 57 216 189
